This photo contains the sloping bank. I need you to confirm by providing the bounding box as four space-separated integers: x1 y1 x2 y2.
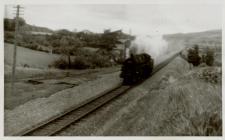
4 71 122 136
97 56 222 136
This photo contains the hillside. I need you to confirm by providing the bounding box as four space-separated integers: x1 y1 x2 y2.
163 29 222 49
163 29 222 42
4 18 54 34
20 24 54 34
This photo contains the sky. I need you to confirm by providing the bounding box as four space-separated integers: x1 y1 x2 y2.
4 4 222 35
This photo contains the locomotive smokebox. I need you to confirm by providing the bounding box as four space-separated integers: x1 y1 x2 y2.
120 53 154 85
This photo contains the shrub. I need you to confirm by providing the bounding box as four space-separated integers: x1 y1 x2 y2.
90 55 111 68
74 48 93 57
52 52 113 70
53 58 68 69
52 48 116 70
188 45 201 66
187 111 222 136
72 56 90 69
4 31 14 40
205 49 214 66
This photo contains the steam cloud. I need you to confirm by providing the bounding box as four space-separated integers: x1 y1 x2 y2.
129 35 168 61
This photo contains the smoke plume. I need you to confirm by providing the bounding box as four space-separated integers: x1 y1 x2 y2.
129 35 168 62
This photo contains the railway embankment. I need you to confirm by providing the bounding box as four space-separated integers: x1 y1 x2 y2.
94 56 222 136
4 71 122 136
56 56 221 136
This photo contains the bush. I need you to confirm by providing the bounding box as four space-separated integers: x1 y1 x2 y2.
52 51 113 70
89 55 112 68
187 112 222 136
198 68 221 84
53 58 68 69
188 45 201 66
72 56 90 69
205 49 214 66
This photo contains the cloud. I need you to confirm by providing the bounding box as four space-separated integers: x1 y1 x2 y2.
4 4 222 35
86 5 128 20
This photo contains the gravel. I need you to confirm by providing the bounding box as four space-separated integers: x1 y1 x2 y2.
4 71 122 136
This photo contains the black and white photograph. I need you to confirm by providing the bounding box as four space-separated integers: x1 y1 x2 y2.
2 0 223 137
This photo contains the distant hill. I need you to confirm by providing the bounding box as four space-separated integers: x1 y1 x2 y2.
4 18 54 35
163 29 222 43
20 24 54 35
163 29 222 49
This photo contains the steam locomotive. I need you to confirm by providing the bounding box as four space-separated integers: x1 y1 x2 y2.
120 53 154 85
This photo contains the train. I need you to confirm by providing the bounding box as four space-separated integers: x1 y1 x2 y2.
120 53 154 85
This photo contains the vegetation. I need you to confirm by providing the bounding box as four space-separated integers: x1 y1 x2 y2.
4 18 130 53
205 48 214 66
187 45 201 66
52 58 69 69
47 29 84 68
53 54 112 70
187 44 215 67
4 18 134 69
4 18 26 31
164 29 221 67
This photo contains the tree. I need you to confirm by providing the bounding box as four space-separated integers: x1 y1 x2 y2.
47 30 83 68
205 48 214 66
60 36 83 68
4 18 26 31
100 32 118 51
187 45 201 66
60 36 71 68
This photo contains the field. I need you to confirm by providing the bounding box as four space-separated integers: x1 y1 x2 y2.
4 43 60 69
4 42 121 110
5 65 120 110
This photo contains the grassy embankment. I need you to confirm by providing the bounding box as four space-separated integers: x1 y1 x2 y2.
100 56 221 136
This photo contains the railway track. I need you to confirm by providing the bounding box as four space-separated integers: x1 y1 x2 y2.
21 52 180 136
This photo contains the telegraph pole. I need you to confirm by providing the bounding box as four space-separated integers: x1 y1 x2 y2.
11 5 23 95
